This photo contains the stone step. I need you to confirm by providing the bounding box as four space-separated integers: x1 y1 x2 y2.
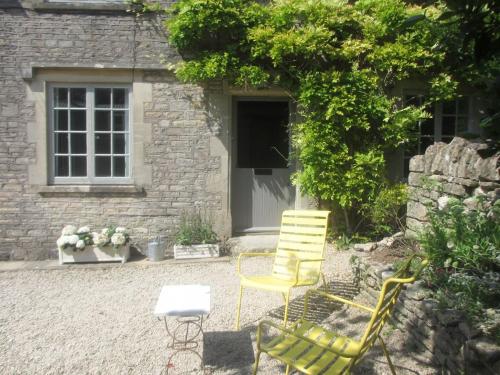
226 234 279 255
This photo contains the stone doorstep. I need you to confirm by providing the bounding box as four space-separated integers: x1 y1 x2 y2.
0 255 231 272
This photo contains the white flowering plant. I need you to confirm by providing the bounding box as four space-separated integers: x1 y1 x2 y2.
57 225 130 252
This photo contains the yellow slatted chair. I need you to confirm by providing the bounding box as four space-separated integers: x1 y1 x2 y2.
253 255 428 375
235 210 331 330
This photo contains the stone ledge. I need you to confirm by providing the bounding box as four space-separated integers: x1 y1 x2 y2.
29 1 128 11
37 185 145 195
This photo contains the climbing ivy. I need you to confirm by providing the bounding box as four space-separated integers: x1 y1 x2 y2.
131 0 495 232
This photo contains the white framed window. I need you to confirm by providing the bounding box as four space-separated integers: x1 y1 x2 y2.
403 94 470 176
49 85 132 184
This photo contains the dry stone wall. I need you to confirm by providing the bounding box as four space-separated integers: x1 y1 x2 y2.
407 137 500 235
352 255 500 374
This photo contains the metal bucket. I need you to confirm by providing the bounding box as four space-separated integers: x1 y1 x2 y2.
147 237 165 262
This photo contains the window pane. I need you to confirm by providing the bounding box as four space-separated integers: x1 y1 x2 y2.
71 156 87 177
70 110 86 131
95 111 111 131
55 133 68 154
95 156 111 176
405 141 418 156
71 133 87 154
54 88 68 107
113 133 126 154
457 117 467 133
113 89 126 108
113 111 126 131
113 156 126 176
70 88 86 108
442 136 453 144
55 156 69 176
458 98 468 115
95 133 111 154
95 88 111 108
442 116 456 135
421 118 434 136
442 100 456 115
420 137 434 152
54 110 68 131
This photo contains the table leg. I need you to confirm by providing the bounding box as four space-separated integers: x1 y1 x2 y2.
160 316 206 374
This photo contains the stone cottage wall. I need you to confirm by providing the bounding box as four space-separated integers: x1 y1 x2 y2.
406 137 500 235
0 2 230 260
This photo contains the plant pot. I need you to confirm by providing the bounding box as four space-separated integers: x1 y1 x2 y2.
173 244 219 259
58 243 130 265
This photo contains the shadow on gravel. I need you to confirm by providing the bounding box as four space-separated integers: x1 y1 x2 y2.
203 331 255 373
268 279 360 323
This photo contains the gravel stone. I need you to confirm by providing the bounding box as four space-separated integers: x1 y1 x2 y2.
0 248 438 374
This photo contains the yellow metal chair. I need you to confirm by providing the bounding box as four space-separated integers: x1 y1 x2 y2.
253 255 428 375
235 210 330 330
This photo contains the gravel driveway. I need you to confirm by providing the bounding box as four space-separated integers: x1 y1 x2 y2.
0 249 437 374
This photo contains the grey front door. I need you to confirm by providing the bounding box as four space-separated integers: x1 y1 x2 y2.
231 99 295 233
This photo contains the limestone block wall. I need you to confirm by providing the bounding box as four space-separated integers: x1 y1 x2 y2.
406 137 500 234
353 256 500 374
0 3 230 260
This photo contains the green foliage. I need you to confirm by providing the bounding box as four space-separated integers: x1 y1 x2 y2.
162 0 445 232
429 73 459 102
174 211 219 245
362 182 408 236
419 197 500 337
137 0 497 232
420 198 500 272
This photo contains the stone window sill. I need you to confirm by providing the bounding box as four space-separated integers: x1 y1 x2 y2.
31 1 128 11
37 185 144 196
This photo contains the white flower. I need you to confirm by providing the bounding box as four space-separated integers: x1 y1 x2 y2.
111 232 126 246
77 226 90 234
76 240 86 249
93 233 109 247
56 236 67 249
115 227 126 233
62 225 77 236
68 235 79 245
437 196 450 211
101 228 112 237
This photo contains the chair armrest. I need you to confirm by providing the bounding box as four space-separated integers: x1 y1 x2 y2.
257 319 360 358
302 289 374 320
291 258 325 285
237 252 275 275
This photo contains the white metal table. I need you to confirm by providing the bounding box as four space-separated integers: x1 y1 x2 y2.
154 285 210 374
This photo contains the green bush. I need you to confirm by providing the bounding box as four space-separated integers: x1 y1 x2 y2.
174 211 219 245
362 182 408 237
419 197 500 339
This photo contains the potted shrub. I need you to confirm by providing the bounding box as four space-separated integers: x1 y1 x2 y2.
173 211 219 259
57 225 130 264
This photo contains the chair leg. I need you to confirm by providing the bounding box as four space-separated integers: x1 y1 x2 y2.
253 350 261 375
321 272 327 291
378 335 396 375
235 285 244 330
283 290 291 328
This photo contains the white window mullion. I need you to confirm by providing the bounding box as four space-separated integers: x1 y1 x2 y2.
88 88 94 183
111 89 115 178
